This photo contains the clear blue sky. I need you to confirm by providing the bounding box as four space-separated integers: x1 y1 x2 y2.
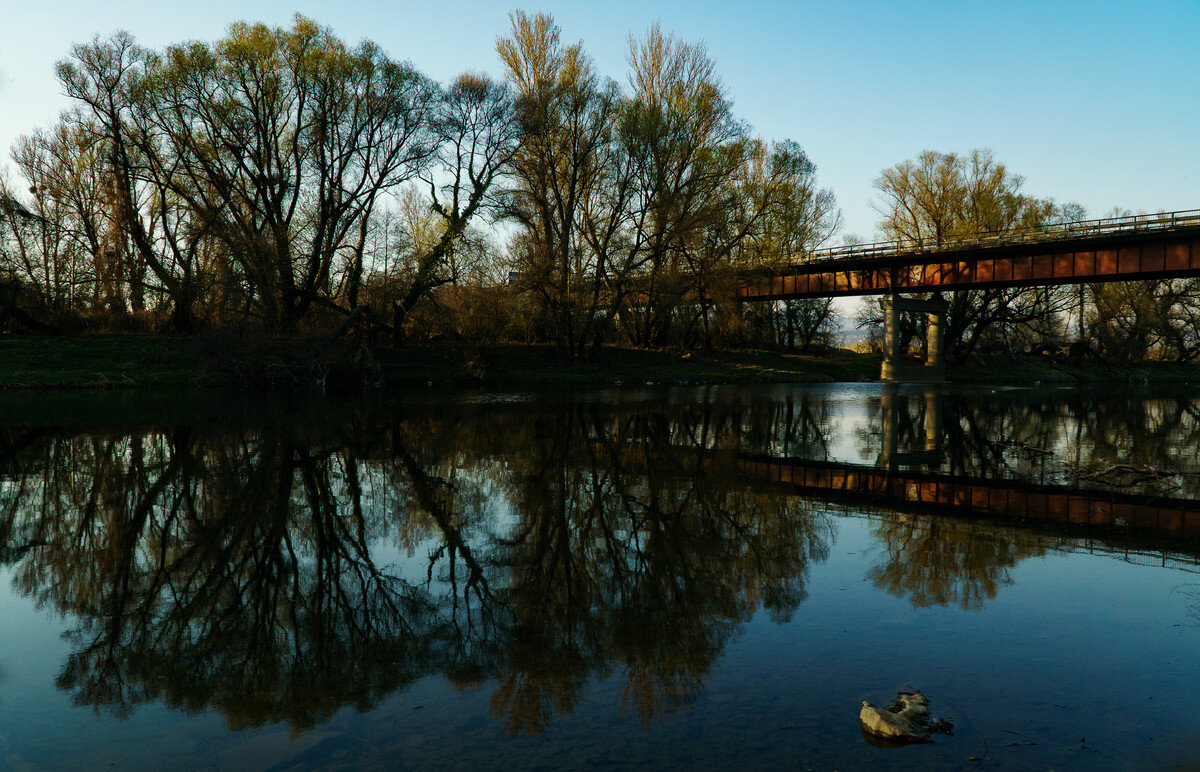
1 0 1197 239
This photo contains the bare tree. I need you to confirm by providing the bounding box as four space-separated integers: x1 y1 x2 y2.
498 11 619 356
731 140 841 351
616 24 745 347
126 17 436 332
388 72 519 341
56 31 202 331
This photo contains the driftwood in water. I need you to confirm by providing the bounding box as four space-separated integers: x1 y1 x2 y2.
1081 463 1182 490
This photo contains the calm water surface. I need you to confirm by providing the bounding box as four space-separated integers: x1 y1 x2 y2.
1 384 1199 770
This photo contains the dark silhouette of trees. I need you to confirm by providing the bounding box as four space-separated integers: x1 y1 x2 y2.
389 73 520 340
5 15 1189 357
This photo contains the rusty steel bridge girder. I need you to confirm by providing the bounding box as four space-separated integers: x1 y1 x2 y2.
739 215 1200 301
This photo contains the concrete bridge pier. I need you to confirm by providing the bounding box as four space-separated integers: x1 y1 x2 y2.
880 294 949 382
878 387 943 471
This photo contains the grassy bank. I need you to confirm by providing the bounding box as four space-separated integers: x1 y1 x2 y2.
948 355 1200 385
2 334 1198 391
0 334 879 391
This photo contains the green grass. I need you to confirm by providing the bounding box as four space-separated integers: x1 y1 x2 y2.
0 335 205 389
446 345 882 387
2 333 1198 391
0 334 881 391
948 355 1200 385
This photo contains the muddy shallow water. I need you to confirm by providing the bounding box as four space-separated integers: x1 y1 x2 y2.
0 383 1198 770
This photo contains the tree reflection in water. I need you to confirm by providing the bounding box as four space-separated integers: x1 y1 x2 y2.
852 388 1200 492
0 396 832 737
1 425 438 731
868 514 1047 610
843 388 1200 609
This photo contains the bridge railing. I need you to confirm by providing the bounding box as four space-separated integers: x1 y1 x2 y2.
791 208 1200 266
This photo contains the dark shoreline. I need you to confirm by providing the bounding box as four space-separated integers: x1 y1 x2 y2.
0 334 1197 391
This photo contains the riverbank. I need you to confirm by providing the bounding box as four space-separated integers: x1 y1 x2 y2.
0 334 879 390
949 354 1200 385
1 334 1198 391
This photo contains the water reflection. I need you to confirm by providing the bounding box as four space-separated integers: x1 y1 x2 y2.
854 387 1200 492
0 397 833 735
0 386 1199 737
2 426 433 731
868 515 1047 610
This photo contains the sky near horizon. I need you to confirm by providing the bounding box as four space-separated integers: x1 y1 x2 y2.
0 0 1197 241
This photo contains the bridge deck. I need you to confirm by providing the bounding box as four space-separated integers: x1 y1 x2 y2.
740 209 1200 300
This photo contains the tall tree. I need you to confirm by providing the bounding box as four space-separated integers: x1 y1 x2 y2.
615 24 746 347
871 149 1070 360
127 16 436 332
498 11 619 356
56 31 202 330
733 140 841 351
389 72 519 340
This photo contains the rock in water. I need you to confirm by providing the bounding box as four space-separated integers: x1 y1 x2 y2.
859 692 950 746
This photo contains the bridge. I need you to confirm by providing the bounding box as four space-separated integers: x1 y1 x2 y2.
738 208 1200 381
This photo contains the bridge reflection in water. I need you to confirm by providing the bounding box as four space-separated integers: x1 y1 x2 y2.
739 454 1200 569
736 386 1200 572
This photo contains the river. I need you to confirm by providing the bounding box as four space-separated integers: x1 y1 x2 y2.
0 384 1197 770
